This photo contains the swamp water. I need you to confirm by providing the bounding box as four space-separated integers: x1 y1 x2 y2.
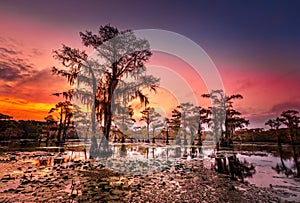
0 140 300 201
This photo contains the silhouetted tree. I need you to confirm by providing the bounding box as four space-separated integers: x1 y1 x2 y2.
202 90 249 147
52 25 159 157
177 103 198 145
80 25 158 148
279 110 300 176
265 117 282 146
49 101 72 145
140 107 162 143
163 118 172 144
169 108 181 144
280 110 299 145
44 115 57 145
195 106 211 145
150 111 163 143
140 107 152 143
0 113 13 140
114 105 135 142
0 113 13 120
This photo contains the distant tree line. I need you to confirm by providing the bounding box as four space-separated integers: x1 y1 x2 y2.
0 113 45 141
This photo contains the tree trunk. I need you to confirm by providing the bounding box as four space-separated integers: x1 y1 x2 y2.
224 113 230 146
90 66 98 157
166 128 169 144
57 109 63 144
103 102 112 146
102 78 118 148
147 124 150 142
61 112 68 144
152 128 155 143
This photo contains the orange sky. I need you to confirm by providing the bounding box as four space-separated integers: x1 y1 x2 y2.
1 1 300 128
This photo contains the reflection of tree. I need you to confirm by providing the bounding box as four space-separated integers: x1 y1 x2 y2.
266 110 300 177
265 117 293 176
279 110 300 177
273 146 294 177
120 144 127 157
175 147 181 158
227 155 256 182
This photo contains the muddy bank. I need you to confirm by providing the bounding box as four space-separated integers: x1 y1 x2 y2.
0 152 288 202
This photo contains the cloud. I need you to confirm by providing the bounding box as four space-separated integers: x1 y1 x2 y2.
232 79 254 92
269 101 300 114
0 47 18 55
0 36 65 104
30 48 44 56
0 37 36 82
236 101 300 128
0 97 29 105
0 65 21 80
2 68 68 103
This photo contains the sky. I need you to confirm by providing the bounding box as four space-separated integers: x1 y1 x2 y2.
0 0 300 128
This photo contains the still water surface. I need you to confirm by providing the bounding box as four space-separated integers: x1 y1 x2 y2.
1 140 300 201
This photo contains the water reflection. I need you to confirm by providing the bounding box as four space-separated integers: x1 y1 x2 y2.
120 144 127 157
1 140 300 195
272 144 299 177
29 151 88 167
107 144 210 162
233 142 300 178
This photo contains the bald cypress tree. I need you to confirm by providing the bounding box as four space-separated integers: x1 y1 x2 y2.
52 25 159 157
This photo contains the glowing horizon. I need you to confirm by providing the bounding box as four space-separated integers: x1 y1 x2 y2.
1 1 300 128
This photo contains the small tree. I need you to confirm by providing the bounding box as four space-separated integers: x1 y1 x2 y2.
44 115 57 144
265 117 282 146
140 107 162 143
202 90 249 147
177 103 198 145
150 111 163 143
169 108 181 144
163 118 172 144
280 110 299 145
114 105 135 142
49 101 72 145
195 106 211 145
0 113 13 120
279 110 300 176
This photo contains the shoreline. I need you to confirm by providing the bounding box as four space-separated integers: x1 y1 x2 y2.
0 152 284 203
